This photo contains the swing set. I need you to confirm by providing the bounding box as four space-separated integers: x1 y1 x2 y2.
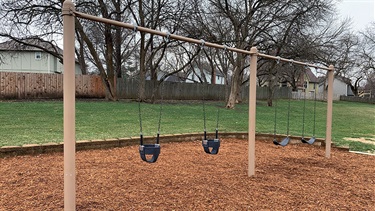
273 65 319 147
301 83 318 145
200 43 221 155
135 34 221 162
135 29 168 163
62 1 334 209
202 89 221 155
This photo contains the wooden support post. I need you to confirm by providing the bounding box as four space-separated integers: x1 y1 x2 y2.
248 47 258 176
62 0 76 210
325 65 334 158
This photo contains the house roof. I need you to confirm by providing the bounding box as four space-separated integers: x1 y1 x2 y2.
317 76 326 83
305 68 319 83
145 71 187 82
0 38 63 55
318 75 352 86
335 75 351 84
165 74 185 82
191 67 224 77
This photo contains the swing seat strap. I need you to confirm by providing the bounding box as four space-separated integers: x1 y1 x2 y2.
302 137 316 145
202 139 220 154
139 144 160 163
273 136 290 147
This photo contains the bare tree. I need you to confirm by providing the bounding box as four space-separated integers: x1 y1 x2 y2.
358 22 375 96
256 2 350 105
128 0 194 102
1 0 361 104
0 0 64 60
0 0 137 100
181 0 337 108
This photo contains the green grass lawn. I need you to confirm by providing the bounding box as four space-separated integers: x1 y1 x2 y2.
0 99 374 152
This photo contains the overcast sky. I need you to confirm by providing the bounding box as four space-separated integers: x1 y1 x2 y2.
336 0 375 32
1 1 374 43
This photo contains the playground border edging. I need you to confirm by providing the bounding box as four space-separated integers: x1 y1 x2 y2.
0 132 341 158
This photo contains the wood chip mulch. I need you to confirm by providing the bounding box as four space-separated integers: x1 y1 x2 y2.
1 139 374 210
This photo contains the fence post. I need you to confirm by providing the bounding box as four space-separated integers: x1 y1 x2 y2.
62 0 76 210
325 65 334 158
248 47 258 176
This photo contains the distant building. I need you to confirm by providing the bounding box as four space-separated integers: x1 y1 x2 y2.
0 38 81 74
185 67 225 85
145 67 225 85
318 75 354 99
260 67 320 97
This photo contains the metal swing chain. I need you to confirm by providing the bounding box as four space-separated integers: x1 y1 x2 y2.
301 67 308 138
156 83 163 144
200 40 207 136
310 67 319 137
301 90 306 138
273 94 278 139
157 84 163 134
156 33 170 142
312 88 317 136
286 85 291 137
285 60 294 137
273 57 281 139
214 45 228 137
216 104 220 131
138 100 143 133
215 103 220 139
203 87 207 137
133 25 144 145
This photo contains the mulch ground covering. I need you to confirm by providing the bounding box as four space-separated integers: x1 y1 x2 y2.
1 138 374 210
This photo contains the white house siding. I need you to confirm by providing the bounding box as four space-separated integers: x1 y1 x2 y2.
0 51 81 74
318 78 353 100
333 78 351 96
1 51 51 73
186 68 225 85
216 75 225 85
186 73 225 85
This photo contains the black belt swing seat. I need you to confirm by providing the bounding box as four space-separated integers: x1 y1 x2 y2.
202 129 220 154
273 85 291 147
139 134 160 163
301 83 318 145
137 95 164 163
201 96 221 154
137 85 164 163
272 58 291 147
199 40 221 154
136 28 168 163
138 100 163 163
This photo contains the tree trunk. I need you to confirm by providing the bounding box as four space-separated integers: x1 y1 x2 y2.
76 34 87 75
226 67 241 109
104 23 117 100
139 54 146 101
115 0 122 79
75 20 116 100
267 85 274 107
138 31 147 101
138 0 147 102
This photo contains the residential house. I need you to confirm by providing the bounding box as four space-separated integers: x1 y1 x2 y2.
164 74 186 83
295 68 320 98
0 38 81 74
262 68 320 99
145 71 186 83
185 67 225 85
318 75 354 100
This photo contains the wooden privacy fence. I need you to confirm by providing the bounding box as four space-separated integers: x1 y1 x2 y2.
0 72 293 100
117 78 291 101
117 79 229 100
0 72 313 101
0 72 105 99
